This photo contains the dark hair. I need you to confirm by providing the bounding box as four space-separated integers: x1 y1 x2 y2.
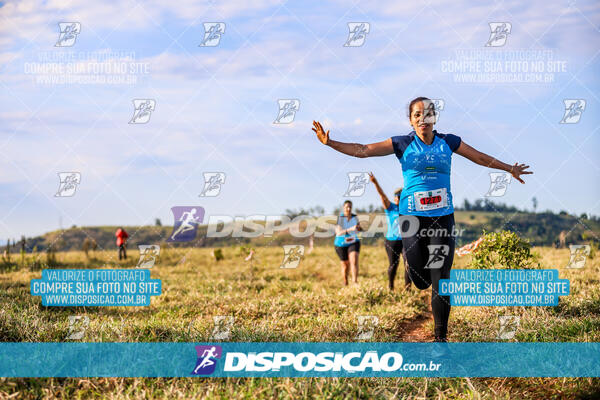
408 96 433 118
343 200 353 207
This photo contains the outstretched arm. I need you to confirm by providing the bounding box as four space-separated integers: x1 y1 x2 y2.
312 121 394 158
368 172 391 210
455 141 533 183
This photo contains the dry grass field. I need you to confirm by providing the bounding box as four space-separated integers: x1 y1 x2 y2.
0 245 599 399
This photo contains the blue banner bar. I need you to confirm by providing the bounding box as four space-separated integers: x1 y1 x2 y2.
1 343 598 377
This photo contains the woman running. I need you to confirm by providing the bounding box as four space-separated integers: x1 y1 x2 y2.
334 200 362 286
312 97 532 341
368 172 410 291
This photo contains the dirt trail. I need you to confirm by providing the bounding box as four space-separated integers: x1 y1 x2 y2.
396 291 435 341
399 310 434 342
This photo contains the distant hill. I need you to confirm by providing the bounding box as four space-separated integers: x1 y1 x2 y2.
11 209 600 253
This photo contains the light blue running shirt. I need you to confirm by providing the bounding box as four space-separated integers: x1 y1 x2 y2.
391 130 462 217
385 203 402 241
334 213 360 247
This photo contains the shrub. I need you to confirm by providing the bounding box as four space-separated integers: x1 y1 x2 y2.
212 248 224 261
471 230 539 269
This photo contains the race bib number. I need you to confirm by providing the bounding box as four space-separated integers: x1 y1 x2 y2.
414 188 448 211
344 236 356 244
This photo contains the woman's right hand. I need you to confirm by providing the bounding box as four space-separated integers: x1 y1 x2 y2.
368 172 377 184
312 121 330 145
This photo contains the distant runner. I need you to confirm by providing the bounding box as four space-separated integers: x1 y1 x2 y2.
334 200 363 286
368 172 410 291
115 227 129 260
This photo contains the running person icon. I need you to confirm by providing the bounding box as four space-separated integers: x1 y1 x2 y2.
368 172 410 291
312 97 532 341
171 208 201 241
193 346 218 374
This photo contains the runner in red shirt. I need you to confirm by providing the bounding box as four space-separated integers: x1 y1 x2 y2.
115 227 129 260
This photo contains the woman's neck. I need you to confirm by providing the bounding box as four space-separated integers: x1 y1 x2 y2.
416 130 434 145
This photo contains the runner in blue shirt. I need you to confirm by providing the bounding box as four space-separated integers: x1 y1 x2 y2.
334 200 362 286
312 97 532 342
368 172 410 291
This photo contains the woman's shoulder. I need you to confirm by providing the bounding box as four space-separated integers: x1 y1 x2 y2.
434 131 462 151
391 131 416 157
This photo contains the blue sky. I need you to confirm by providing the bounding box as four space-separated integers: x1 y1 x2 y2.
0 0 599 239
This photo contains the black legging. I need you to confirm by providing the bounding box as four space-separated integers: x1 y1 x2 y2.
401 213 455 339
118 244 127 260
384 239 410 290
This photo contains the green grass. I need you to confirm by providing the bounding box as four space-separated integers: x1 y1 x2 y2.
0 246 599 399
